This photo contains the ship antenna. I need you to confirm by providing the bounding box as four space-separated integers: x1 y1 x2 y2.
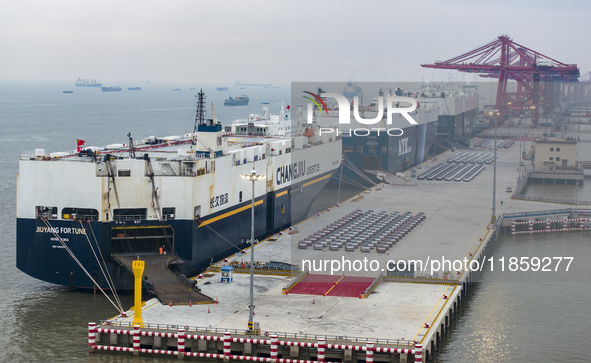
211 101 217 125
194 89 206 133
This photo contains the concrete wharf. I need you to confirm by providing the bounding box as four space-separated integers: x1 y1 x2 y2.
90 125 584 362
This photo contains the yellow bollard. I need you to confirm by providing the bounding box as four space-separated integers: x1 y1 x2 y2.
132 259 144 326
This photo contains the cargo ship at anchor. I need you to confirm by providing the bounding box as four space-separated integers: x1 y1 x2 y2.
16 91 341 290
75 78 102 87
224 95 249 106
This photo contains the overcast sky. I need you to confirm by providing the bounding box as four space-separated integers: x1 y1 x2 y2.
1 0 589 85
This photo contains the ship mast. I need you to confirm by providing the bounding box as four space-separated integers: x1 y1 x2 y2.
194 89 206 134
127 132 135 158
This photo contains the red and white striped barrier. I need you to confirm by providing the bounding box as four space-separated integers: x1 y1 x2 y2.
138 347 178 356
178 328 186 357
231 337 269 344
98 328 134 335
224 331 232 360
133 325 140 355
88 322 96 350
188 333 224 341
317 338 325 362
511 218 591 235
91 323 420 360
94 345 134 353
95 326 419 354
414 343 423 362
270 335 278 361
177 351 221 358
374 347 415 354
277 340 415 354
366 342 374 363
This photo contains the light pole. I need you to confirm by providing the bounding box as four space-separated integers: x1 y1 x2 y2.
240 169 266 333
489 109 499 224
529 105 536 151
507 101 512 138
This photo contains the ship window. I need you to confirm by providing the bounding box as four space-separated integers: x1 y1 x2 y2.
549 157 553 161
381 146 388 154
113 208 147 221
356 146 363 153
163 207 175 220
36 206 57 219
194 206 201 219
285 148 291 153
62 207 99 221
556 147 560 151
550 147 554 151
239 191 243 203
343 145 354 153
556 156 560 161
118 170 131 177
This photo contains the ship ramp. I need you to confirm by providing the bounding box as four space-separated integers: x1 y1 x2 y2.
116 255 214 305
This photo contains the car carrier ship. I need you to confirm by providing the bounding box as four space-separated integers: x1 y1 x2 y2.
309 83 478 187
16 91 341 290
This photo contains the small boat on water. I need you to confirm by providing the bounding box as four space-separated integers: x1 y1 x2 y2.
216 87 228 91
127 87 141 91
172 88 181 91
63 91 74 94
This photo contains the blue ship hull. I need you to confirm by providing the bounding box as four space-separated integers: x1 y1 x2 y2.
16 171 332 290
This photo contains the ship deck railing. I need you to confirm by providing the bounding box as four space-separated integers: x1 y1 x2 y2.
99 320 414 347
21 127 337 162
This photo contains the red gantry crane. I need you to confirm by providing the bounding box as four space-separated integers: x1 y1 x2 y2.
422 35 579 125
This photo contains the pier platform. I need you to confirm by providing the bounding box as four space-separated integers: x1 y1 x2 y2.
92 131 582 362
